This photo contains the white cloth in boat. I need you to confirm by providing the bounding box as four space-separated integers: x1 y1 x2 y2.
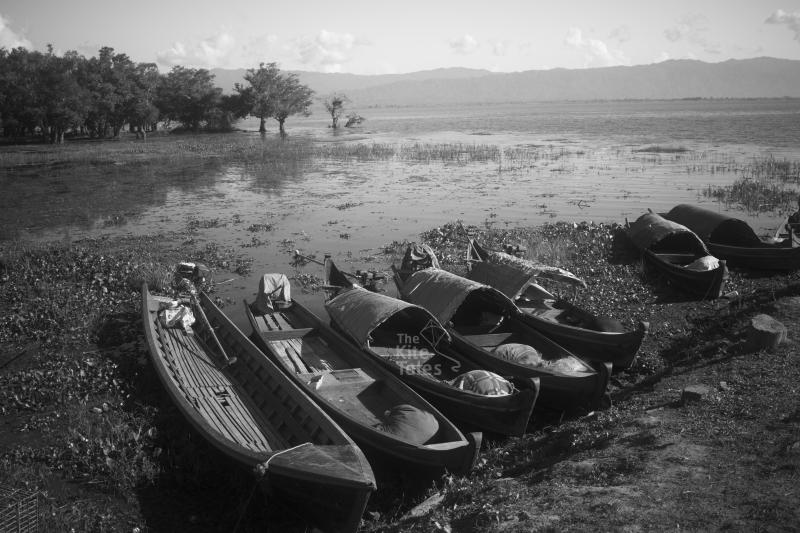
684 255 720 271
493 343 589 373
254 273 292 314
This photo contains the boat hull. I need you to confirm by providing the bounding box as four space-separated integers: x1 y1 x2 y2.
141 284 375 532
517 300 647 371
643 250 728 298
244 299 481 477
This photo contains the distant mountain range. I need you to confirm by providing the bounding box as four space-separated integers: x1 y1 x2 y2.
210 57 800 107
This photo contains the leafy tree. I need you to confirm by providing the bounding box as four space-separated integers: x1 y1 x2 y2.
272 72 314 135
127 62 161 139
81 47 141 138
155 66 222 130
236 62 281 133
324 93 349 129
39 47 90 143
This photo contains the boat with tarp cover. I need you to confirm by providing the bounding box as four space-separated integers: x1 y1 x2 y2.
317 259 540 437
626 211 728 299
464 239 647 370
243 273 482 475
391 265 611 412
141 284 375 533
662 204 800 271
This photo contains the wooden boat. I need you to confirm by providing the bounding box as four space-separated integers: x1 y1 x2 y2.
242 276 482 475
626 211 728 299
465 239 647 370
391 267 612 412
140 284 375 533
311 259 540 437
662 204 800 271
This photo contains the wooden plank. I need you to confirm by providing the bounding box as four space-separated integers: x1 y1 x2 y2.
462 332 514 348
271 312 295 330
303 337 348 369
284 344 311 374
257 328 315 341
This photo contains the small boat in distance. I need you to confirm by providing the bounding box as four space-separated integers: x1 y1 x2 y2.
662 204 800 271
465 239 647 370
243 273 482 476
626 211 728 299
141 283 375 533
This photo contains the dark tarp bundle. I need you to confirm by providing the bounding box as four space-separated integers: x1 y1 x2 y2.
664 204 763 246
325 286 450 348
627 212 710 255
398 268 517 326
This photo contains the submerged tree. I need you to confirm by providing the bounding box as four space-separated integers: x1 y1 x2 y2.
324 93 349 129
236 62 281 133
272 72 314 135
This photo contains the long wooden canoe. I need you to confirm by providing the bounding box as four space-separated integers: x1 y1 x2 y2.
627 211 728 299
391 268 611 412
243 280 482 475
465 239 647 370
141 284 375 533
313 259 540 437
662 204 800 271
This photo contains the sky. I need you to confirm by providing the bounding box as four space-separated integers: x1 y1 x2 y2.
2 1 800 74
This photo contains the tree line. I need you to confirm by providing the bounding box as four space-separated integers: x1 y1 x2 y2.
0 46 320 143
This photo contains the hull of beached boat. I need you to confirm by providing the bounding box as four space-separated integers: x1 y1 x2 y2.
363 344 540 437
642 250 728 298
705 242 800 271
391 271 612 412
516 299 647 371
662 204 800 272
447 326 612 413
141 284 375 533
244 299 481 476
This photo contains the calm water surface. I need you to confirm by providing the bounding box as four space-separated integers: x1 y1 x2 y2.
3 98 799 323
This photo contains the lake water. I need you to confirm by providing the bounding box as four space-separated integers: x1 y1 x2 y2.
3 98 800 324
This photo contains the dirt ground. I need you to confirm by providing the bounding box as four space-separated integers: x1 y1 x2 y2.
1 223 799 532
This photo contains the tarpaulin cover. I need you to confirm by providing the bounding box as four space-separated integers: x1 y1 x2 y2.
253 273 291 314
398 268 517 325
466 260 538 300
627 212 710 254
467 239 586 288
664 204 763 246
325 287 448 348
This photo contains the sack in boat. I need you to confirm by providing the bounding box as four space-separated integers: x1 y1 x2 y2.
159 305 195 329
375 404 439 444
451 370 514 396
493 343 586 373
685 255 719 272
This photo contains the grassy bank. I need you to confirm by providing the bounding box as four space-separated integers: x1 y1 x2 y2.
1 222 800 532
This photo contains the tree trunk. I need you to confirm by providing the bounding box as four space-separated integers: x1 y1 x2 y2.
259 116 266 133
279 118 286 135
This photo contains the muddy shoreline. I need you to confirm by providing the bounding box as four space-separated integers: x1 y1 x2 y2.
1 222 799 532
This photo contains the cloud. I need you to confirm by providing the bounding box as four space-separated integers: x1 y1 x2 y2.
489 39 511 56
564 27 629 67
766 9 800 41
664 14 720 54
290 30 361 73
0 13 32 49
157 30 238 68
608 25 631 44
449 34 479 55
654 51 671 63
